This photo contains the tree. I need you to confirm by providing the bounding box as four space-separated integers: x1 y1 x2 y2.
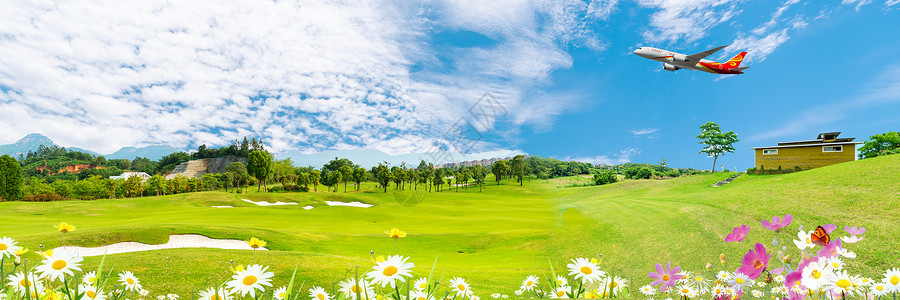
309 170 321 192
432 168 444 192
248 151 274 192
352 167 367 191
148 175 165 196
391 166 403 190
122 175 144 198
272 158 296 186
374 163 392 193
492 160 509 184
296 172 310 189
593 170 617 185
697 121 739 172
339 165 353 192
227 162 249 193
511 155 526 186
858 131 900 159
0 155 24 201
472 166 486 192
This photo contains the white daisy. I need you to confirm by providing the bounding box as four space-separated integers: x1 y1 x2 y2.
840 235 864 244
273 287 287 300
600 276 627 296
513 290 523 296
728 272 753 290
409 290 432 300
0 237 21 259
639 285 656 296
139 289 150 297
6 272 44 297
338 278 373 299
678 271 693 284
774 275 785 283
501 294 508 298
555 276 568 288
197 287 232 300
750 290 763 298
490 293 500 299
884 268 900 291
690 274 710 292
566 258 604 283
710 284 726 296
549 287 568 299
793 228 815 250
521 275 539 291
166 293 178 300
449 277 473 298
308 286 331 300
801 259 836 291
716 270 731 281
413 277 429 291
366 255 414 288
119 271 143 292
836 247 857 259
225 264 274 297
725 287 737 296
825 256 844 271
80 284 106 300
35 249 83 282
471 296 480 300
677 286 695 298
872 282 889 297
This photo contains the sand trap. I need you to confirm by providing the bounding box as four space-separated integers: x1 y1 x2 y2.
302 206 314 210
53 234 268 257
325 201 373 208
242 199 298 206
212 205 233 208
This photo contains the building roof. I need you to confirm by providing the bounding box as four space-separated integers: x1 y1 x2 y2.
751 132 862 149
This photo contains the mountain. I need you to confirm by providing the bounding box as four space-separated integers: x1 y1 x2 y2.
276 148 526 169
0 133 180 161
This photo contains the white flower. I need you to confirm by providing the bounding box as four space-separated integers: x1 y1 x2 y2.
6 272 44 297
828 271 856 296
521 275 538 291
600 276 627 296
840 235 864 244
801 259 836 291
274 287 287 300
728 272 753 290
225 264 274 297
774 275 785 283
689 274 710 292
836 247 857 259
884 268 900 291
490 293 500 299
676 286 695 298
716 271 731 281
166 294 179 300
409 290 432 300
308 286 331 300
197 287 232 300
825 256 845 271
501 294 508 298
513 290 523 296
139 290 149 297
449 277 473 298
82 271 99 285
35 249 83 282
0 237 21 259
366 255 414 288
872 282 890 296
639 285 656 296
750 290 763 298
566 258 604 283
549 287 568 299
555 276 568 288
793 229 815 250
338 278 373 299
119 271 143 292
413 277 429 291
80 284 106 300
710 284 726 296
471 296 480 300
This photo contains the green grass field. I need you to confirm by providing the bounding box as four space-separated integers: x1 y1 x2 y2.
2 155 898 297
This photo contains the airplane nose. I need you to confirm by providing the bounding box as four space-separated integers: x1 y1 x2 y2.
633 49 639 54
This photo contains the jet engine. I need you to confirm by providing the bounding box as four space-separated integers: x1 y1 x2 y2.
671 54 689 62
663 63 680 71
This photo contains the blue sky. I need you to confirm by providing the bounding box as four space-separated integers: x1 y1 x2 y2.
1 0 898 170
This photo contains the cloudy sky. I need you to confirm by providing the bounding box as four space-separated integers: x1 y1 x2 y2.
1 0 899 169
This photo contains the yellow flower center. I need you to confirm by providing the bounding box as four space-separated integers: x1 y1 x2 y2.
0 243 7 250
736 278 744 284
610 282 618 288
279 293 286 299
457 284 466 291
419 283 427 289
87 291 97 299
88 277 96 283
383 266 398 276
682 288 689 294
526 280 533 286
52 260 67 270
892 276 900 285
877 286 885 291
695 276 703 282
662 275 670 281
351 285 361 293
836 279 851 288
127 278 135 285
753 260 763 269
557 291 565 297
811 270 821 279
832 263 839 268
316 293 325 300
210 295 224 300
20 279 31 287
417 297 427 300
242 275 257 286
581 266 592 274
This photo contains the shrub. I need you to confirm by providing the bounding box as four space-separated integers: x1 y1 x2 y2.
592 171 617 186
22 193 67 202
633 167 653 179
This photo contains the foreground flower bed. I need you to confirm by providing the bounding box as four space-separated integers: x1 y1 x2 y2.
1 219 899 300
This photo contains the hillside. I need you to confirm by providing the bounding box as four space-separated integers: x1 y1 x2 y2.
0 133 182 161
164 155 248 179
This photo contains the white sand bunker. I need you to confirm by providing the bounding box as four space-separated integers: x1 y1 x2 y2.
242 199 298 206
54 234 268 257
325 201 373 208
302 206 314 210
212 205 233 208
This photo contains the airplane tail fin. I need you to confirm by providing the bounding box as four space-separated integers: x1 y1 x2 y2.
725 52 747 68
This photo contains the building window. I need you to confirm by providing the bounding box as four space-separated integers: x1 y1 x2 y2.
763 149 778 155
823 146 843 152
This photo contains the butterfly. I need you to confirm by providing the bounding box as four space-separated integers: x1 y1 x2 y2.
810 225 831 246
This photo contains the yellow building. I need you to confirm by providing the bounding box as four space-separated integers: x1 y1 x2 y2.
751 132 862 170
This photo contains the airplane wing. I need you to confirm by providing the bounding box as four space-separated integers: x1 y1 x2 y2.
687 45 729 62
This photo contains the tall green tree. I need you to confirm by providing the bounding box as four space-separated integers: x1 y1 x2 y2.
492 160 509 184
374 163 392 193
0 155 24 201
697 121 739 172
858 131 900 159
511 155 526 186
227 162 249 193
339 165 353 192
472 165 486 192
248 151 274 192
352 167 367 191
309 170 321 192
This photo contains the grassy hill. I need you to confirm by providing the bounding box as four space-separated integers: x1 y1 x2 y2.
1 155 897 297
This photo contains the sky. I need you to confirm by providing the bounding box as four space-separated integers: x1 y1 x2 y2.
1 0 899 170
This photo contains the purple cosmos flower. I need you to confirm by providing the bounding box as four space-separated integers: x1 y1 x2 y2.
845 226 865 235
726 225 749 242
823 224 837 234
648 261 683 292
816 239 843 258
761 214 792 232
737 243 770 280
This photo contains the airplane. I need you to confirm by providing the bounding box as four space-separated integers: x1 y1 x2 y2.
633 45 749 74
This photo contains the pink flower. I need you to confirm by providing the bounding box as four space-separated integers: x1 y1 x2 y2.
761 214 792 232
737 243 770 280
726 225 749 242
785 257 816 290
816 239 843 258
648 261 683 292
844 226 865 235
823 224 837 234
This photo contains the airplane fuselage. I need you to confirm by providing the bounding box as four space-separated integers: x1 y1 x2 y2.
633 47 745 74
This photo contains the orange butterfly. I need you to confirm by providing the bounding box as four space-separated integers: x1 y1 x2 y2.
811 225 831 246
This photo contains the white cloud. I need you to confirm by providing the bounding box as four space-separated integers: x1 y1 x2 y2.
886 0 900 7
631 128 659 136
637 0 742 43
723 0 813 64
566 148 641 166
0 0 610 155
842 0 873 10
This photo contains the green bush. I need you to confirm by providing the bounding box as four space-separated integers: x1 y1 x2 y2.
593 171 617 186
633 167 653 179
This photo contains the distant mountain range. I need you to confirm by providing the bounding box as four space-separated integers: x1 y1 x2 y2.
1 133 525 167
0 133 181 161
